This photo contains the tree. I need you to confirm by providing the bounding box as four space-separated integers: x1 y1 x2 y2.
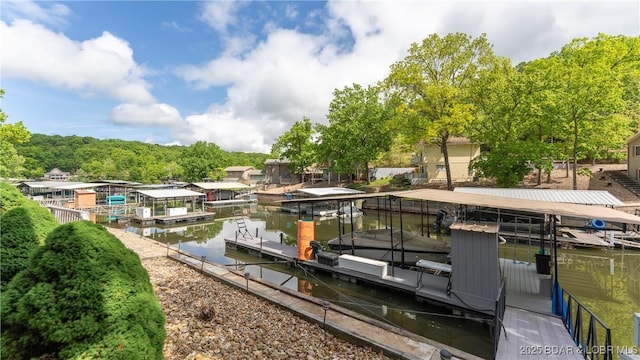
383 33 497 190
316 84 393 184
271 117 316 183
535 35 639 189
179 141 227 182
1 221 166 359
0 89 31 179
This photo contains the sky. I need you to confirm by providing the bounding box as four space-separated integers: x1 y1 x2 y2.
1 1 639 154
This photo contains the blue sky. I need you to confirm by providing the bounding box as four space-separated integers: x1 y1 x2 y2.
2 1 639 153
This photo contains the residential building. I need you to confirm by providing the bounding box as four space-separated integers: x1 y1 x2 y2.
415 137 480 184
224 166 254 184
44 168 71 181
627 132 640 180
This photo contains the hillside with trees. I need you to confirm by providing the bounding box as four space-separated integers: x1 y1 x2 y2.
14 134 271 183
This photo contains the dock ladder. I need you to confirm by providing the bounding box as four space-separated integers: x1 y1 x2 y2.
234 210 253 240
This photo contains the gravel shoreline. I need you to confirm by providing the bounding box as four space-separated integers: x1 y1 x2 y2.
142 257 392 360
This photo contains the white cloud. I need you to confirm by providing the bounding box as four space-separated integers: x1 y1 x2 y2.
2 0 70 27
177 107 282 153
199 1 242 33
1 19 155 104
110 103 183 126
4 1 639 153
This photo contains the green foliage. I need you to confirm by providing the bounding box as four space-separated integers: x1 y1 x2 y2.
470 143 533 187
316 84 393 184
1 221 166 359
0 201 58 291
0 182 29 213
14 134 269 182
384 33 498 190
179 141 228 182
0 89 31 179
271 117 316 183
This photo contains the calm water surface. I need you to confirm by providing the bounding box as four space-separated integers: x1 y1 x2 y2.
113 204 640 358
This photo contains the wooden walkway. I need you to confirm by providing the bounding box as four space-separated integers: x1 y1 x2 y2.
496 307 584 359
496 259 583 359
558 227 614 249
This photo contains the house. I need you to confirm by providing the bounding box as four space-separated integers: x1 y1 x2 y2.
415 137 480 184
44 168 71 181
627 132 640 180
248 169 265 186
224 166 254 184
264 159 300 185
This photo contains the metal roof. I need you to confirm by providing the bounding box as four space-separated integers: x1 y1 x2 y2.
454 187 624 206
295 187 365 197
135 189 205 199
19 181 111 190
395 189 640 226
191 182 252 190
281 188 640 225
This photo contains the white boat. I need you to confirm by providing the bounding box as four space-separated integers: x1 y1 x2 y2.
327 229 450 265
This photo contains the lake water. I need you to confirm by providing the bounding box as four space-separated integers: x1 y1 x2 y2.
113 204 640 358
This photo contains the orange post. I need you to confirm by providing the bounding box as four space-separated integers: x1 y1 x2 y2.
297 220 315 260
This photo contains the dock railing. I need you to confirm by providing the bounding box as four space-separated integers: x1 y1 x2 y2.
562 288 613 360
492 281 507 359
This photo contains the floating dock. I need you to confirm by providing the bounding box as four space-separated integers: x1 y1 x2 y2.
129 211 215 226
223 234 584 359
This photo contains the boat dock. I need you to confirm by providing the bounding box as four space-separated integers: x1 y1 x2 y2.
129 211 215 226
223 233 586 359
557 227 615 249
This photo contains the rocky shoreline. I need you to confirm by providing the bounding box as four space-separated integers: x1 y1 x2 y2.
143 257 392 360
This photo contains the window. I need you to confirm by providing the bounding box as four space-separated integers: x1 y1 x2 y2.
436 164 445 172
635 145 640 156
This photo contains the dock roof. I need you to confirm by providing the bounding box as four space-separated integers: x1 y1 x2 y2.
191 182 252 190
295 187 365 197
454 187 624 206
134 189 205 199
281 188 640 225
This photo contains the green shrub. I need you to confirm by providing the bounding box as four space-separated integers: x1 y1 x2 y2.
1 221 166 359
0 182 29 213
0 203 58 290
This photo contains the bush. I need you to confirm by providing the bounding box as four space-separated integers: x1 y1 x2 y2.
1 221 166 359
0 182 29 213
0 202 58 290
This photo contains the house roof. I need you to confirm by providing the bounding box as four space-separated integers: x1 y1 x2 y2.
134 189 205 199
265 159 290 165
453 187 624 206
225 166 254 172
627 132 640 144
190 182 252 190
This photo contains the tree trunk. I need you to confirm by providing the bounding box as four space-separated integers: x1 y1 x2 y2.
441 134 453 191
364 161 370 185
572 119 578 190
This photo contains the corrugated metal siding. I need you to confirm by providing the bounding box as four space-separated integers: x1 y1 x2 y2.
454 187 624 206
451 227 499 300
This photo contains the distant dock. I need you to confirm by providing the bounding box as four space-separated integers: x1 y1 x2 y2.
128 211 215 226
